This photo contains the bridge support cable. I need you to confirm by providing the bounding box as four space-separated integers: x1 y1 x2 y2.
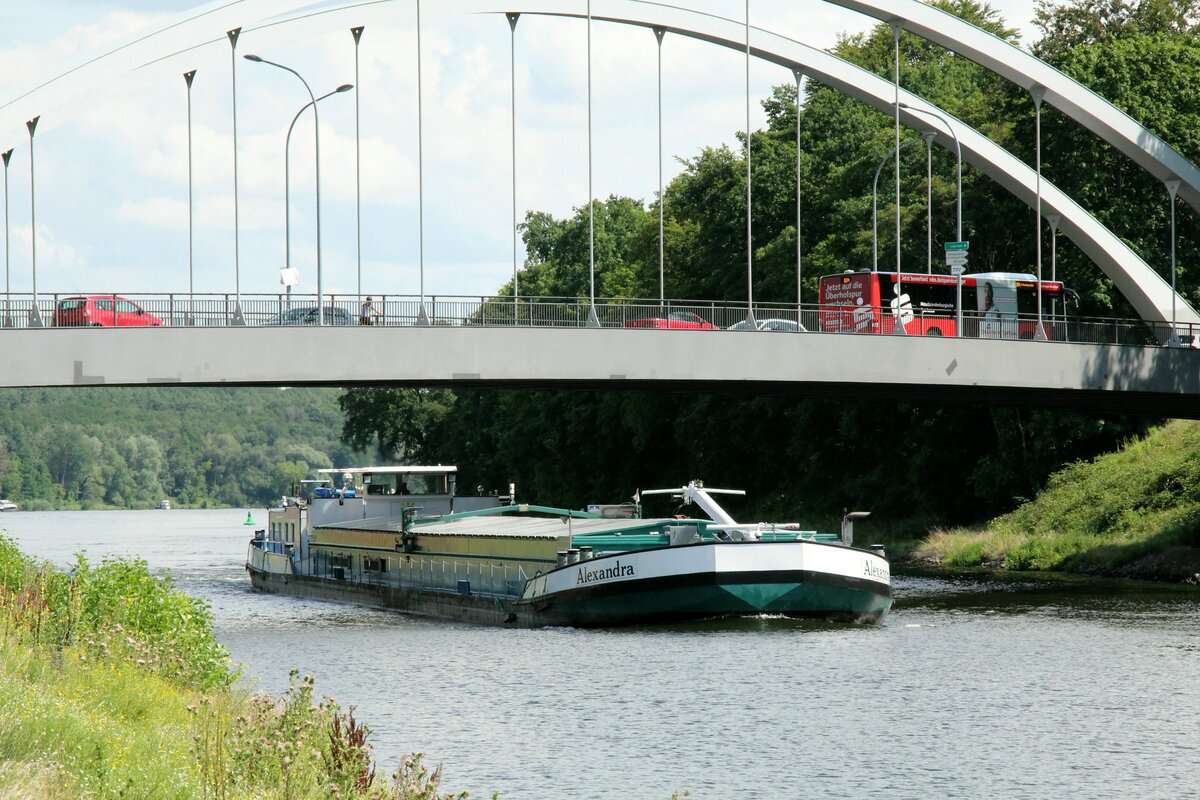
794 68 804 317
1048 214 1060 283
352 26 364 299
873 141 915 274
505 0 1194 327
26 116 41 329
586 1 599 328
744 0 754 327
227 28 244 327
1166 179 1183 346
2 148 11 329
184 70 196 327
416 0 429 327
655 26 666 308
890 22 904 335
1033 84 1047 340
921 130 934 274
901 104 963 333
508 13 520 306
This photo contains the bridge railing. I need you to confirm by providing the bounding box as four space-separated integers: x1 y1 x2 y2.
1 291 1196 346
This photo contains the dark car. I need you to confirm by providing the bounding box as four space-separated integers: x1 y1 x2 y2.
623 311 719 330
727 318 806 332
262 306 355 326
53 295 164 327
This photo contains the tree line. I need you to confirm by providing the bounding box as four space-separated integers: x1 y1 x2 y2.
0 387 355 509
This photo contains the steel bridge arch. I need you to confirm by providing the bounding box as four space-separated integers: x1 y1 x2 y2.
826 0 1200 215
504 0 1198 327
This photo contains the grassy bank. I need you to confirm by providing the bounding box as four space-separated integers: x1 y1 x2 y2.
0 535 471 800
914 420 1200 581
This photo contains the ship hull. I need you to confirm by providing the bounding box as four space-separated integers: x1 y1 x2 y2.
248 540 891 628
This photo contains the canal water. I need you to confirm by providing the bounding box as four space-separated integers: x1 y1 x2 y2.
3 509 1197 800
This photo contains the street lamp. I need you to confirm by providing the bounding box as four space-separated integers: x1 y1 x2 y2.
899 103 963 335
245 54 331 326
283 85 353 308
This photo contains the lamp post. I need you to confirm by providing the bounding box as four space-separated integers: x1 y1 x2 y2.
283 85 353 309
351 26 364 299
245 54 330 326
2 148 11 329
26 116 41 329
184 70 196 326
899 103 963 335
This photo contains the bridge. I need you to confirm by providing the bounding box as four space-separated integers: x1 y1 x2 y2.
1 0 1199 413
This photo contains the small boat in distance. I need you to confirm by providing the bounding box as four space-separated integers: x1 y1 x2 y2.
158 499 172 510
0 499 17 512
247 467 891 628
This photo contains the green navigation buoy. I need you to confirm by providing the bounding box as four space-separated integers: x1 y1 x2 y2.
244 512 256 526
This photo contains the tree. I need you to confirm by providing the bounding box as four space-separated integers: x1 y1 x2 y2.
337 389 456 462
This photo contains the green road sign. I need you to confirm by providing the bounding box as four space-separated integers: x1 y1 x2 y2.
945 241 969 251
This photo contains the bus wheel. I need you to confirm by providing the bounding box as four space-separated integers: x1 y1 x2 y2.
927 328 943 337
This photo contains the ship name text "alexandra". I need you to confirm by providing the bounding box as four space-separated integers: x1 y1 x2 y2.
577 561 635 585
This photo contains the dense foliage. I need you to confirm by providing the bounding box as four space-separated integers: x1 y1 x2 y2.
0 387 358 509
339 0 1199 531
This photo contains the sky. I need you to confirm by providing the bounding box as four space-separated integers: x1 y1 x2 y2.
0 0 1048 300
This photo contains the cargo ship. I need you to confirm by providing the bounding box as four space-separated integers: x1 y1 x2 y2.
246 466 892 627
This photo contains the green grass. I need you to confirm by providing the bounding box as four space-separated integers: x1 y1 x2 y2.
0 535 474 800
915 420 1200 575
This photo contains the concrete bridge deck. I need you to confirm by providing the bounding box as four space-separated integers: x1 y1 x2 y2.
7 326 1198 418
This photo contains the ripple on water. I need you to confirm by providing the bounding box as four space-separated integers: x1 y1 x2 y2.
3 511 1198 800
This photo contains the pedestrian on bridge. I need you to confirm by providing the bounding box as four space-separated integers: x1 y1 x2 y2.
359 296 381 326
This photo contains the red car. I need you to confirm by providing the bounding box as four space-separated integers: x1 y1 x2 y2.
623 311 719 330
53 296 163 327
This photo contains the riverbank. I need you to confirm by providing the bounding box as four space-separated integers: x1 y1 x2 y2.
0 535 470 800
909 420 1200 583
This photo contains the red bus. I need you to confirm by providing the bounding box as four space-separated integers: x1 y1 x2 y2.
817 270 1076 339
